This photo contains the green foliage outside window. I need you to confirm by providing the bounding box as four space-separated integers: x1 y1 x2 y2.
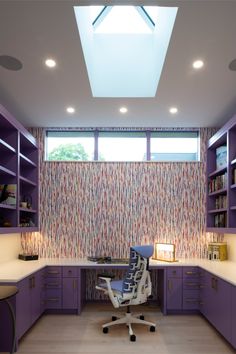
48 143 89 161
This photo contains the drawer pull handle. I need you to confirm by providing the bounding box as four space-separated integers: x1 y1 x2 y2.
47 270 60 274
185 271 198 275
185 299 199 303
47 298 59 302
47 283 60 287
168 280 172 291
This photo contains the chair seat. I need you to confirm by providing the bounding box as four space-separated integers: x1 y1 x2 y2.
98 280 123 293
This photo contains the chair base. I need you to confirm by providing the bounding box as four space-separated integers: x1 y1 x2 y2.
102 311 156 341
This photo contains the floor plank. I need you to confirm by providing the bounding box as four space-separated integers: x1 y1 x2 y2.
15 303 235 354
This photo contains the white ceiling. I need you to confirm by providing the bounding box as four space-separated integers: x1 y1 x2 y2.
0 0 236 129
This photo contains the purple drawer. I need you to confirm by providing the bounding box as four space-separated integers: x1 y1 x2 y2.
183 280 200 290
45 266 61 278
62 267 78 278
167 267 182 278
183 289 199 310
183 267 199 279
45 289 62 309
45 277 62 289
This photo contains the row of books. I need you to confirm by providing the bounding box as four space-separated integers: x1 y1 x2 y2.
209 172 227 193
233 168 236 185
214 212 227 228
215 195 227 209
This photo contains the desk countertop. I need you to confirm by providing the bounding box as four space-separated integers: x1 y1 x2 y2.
0 258 236 286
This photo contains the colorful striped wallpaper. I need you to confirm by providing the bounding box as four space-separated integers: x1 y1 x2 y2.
21 127 222 259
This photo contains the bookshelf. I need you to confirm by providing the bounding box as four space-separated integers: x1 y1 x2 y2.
206 113 236 233
0 104 39 234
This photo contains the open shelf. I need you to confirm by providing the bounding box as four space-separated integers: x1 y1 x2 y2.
20 153 37 167
0 138 16 153
0 104 39 233
206 113 236 232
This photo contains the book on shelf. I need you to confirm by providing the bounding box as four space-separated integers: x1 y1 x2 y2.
216 145 227 170
0 184 17 206
215 195 227 209
214 212 226 228
208 172 227 193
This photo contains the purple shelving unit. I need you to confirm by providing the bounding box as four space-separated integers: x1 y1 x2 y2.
206 113 236 233
0 104 39 234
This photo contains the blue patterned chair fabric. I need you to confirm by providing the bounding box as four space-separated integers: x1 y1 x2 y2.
98 245 153 295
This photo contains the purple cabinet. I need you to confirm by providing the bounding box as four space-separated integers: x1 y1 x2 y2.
166 267 182 311
182 267 200 310
200 270 231 343
44 267 62 309
231 285 236 348
16 269 44 340
62 278 78 309
0 104 39 234
62 267 78 309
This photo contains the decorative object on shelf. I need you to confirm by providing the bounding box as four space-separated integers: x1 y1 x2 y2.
0 184 17 205
19 216 35 227
18 254 38 261
20 202 27 208
207 242 227 261
23 195 32 209
216 145 227 169
153 242 176 262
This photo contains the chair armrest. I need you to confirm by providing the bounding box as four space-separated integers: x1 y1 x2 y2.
97 273 115 279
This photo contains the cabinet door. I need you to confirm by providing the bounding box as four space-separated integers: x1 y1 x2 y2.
16 277 31 339
62 278 78 309
231 286 236 348
201 271 231 342
166 277 182 310
31 269 44 324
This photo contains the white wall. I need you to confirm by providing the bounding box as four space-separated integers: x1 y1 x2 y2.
0 233 21 263
223 234 236 261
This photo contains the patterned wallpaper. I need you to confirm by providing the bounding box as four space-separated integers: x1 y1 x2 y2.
21 127 222 259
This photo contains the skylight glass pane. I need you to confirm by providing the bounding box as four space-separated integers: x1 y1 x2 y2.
90 6 105 24
98 132 146 161
143 6 158 25
74 5 178 97
93 6 153 34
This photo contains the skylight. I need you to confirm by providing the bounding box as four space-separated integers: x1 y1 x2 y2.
74 5 178 97
92 6 155 34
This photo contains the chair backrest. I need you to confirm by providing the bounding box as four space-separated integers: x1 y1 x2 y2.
122 245 154 297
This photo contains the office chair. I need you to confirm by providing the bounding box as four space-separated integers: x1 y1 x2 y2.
96 245 156 341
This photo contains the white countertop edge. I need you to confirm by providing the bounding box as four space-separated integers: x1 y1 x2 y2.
0 258 236 286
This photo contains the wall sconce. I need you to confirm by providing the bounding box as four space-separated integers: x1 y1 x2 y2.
153 242 176 262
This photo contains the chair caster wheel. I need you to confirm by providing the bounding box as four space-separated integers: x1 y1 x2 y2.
150 326 156 332
103 327 109 334
140 315 145 320
130 334 136 342
112 316 117 321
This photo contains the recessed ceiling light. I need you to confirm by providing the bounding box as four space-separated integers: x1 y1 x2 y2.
192 59 204 69
66 107 75 114
119 107 128 114
45 58 56 68
169 107 178 114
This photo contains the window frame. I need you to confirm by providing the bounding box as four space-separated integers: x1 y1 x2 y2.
45 129 200 162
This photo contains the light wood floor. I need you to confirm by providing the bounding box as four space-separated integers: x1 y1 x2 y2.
13 303 236 354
